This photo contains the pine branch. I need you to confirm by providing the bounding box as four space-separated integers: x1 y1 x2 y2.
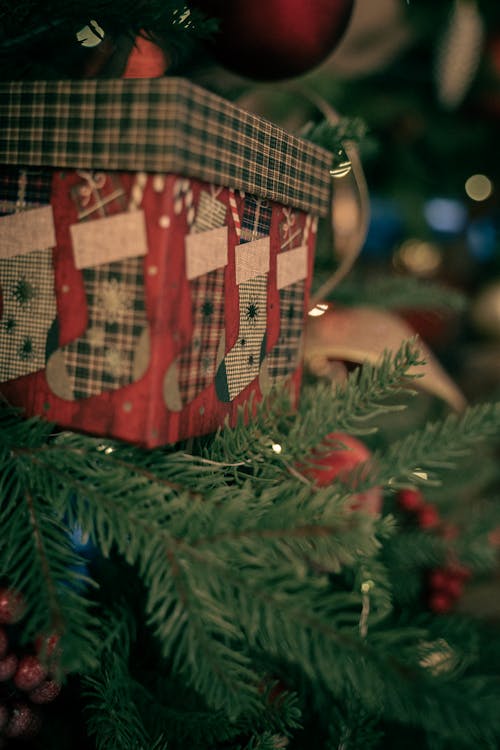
331 275 467 313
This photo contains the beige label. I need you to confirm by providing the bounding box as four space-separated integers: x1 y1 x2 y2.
70 210 148 269
235 236 270 285
0 205 56 258
185 225 228 279
277 245 308 289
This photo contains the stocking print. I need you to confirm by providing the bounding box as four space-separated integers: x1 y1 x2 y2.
215 195 271 403
45 171 150 400
259 209 311 395
0 167 58 383
164 185 228 411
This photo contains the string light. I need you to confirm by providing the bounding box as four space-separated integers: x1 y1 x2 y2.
465 174 493 202
308 303 329 317
272 443 283 455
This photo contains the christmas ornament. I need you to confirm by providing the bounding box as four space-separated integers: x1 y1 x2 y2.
190 0 355 80
3 702 41 739
0 603 61 744
0 589 25 625
304 432 382 516
14 656 47 692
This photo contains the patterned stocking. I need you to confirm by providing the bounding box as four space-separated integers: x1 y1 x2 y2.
45 171 150 400
259 209 311 394
0 168 58 384
163 184 228 411
215 195 271 402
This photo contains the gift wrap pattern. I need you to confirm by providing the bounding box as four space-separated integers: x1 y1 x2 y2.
0 79 331 446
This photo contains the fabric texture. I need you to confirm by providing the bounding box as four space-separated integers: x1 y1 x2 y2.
0 167 57 382
45 171 150 400
0 78 332 217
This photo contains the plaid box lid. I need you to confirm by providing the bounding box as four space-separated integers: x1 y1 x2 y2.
0 78 332 217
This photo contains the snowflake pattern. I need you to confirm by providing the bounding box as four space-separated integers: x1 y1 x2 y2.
104 347 128 378
96 278 132 323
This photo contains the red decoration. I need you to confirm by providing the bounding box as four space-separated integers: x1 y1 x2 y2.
417 504 441 530
14 656 47 692
191 0 354 80
428 591 453 615
0 654 18 682
29 679 61 705
0 589 25 625
304 432 382 516
123 36 169 78
4 702 41 739
397 488 425 512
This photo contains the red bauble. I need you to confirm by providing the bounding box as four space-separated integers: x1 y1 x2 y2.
191 0 355 80
304 432 382 516
14 656 46 693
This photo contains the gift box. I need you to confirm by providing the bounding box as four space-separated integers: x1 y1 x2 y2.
0 78 332 446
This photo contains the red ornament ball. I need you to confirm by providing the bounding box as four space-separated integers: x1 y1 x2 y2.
0 589 25 625
14 655 46 692
304 432 382 516
0 654 18 682
191 0 355 80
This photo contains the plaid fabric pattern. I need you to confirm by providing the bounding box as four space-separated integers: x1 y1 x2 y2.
240 196 272 242
0 166 56 382
0 79 331 217
177 267 225 404
220 273 268 402
0 166 53 215
62 257 146 399
268 279 306 380
46 171 148 400
0 248 57 382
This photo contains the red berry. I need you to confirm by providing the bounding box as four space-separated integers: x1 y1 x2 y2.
0 704 8 731
14 655 46 692
428 568 450 591
4 703 41 738
398 488 425 512
0 628 7 659
0 589 25 625
30 679 61 704
418 504 441 529
429 591 453 614
0 653 18 681
445 577 464 599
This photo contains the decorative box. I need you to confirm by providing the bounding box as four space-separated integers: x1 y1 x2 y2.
0 78 332 446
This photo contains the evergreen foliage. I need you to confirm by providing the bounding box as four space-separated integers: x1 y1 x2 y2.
2 342 500 748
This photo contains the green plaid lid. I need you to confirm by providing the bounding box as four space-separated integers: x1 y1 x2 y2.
0 78 332 216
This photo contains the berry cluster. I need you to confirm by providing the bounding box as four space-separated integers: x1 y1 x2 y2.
397 489 471 614
0 588 61 743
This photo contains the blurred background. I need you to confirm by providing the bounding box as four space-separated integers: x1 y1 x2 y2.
191 0 500 407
